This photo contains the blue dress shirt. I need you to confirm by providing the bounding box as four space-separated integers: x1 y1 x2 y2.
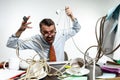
6 18 81 61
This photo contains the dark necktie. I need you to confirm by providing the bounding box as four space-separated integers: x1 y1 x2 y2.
49 45 56 62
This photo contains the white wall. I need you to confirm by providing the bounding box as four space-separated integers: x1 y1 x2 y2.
0 0 120 62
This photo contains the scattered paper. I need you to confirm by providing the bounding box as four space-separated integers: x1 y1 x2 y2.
63 76 87 80
96 72 116 79
0 69 25 80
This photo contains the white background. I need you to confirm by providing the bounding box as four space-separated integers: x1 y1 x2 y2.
0 0 120 62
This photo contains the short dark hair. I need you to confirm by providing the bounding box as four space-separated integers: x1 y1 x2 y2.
39 18 55 29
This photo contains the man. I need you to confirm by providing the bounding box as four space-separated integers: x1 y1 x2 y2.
6 6 81 61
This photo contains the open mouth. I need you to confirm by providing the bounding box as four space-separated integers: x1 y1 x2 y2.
47 38 53 41
46 38 54 43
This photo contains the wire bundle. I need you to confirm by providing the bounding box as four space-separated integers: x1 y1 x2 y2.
16 39 70 80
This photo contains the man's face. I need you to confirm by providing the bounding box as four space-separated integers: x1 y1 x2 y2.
41 25 56 45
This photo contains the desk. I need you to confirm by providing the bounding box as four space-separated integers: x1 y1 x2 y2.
1 61 119 80
42 64 61 80
41 64 88 80
0 61 97 80
42 76 58 80
96 77 120 80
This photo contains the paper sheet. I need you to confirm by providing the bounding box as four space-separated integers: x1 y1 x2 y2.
63 76 87 80
96 72 116 79
0 69 25 80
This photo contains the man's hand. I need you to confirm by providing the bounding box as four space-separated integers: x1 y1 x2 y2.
65 6 75 21
18 16 32 31
15 16 32 37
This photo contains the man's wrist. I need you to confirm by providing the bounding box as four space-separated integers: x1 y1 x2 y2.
12 34 19 38
73 18 78 23
70 15 75 21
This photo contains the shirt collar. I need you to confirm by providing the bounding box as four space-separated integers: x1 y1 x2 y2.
40 35 49 45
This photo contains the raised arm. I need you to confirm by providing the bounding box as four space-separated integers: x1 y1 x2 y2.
15 16 32 37
6 16 32 49
63 6 81 39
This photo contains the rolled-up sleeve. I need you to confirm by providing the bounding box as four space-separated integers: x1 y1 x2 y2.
72 18 81 33
6 34 36 50
6 34 19 48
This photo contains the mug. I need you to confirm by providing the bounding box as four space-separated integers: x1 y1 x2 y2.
70 58 85 68
3 58 20 70
69 58 85 74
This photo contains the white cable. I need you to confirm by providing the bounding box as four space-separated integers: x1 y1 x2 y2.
16 39 47 61
56 7 93 64
16 39 71 79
